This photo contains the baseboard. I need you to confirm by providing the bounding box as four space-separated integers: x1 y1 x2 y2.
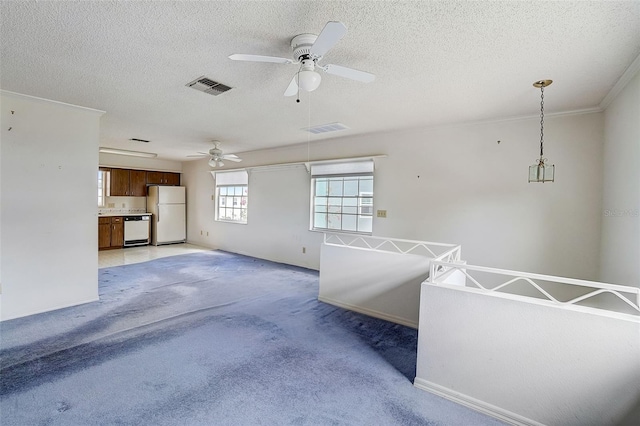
0 296 100 322
215 247 320 272
413 378 543 426
318 296 418 329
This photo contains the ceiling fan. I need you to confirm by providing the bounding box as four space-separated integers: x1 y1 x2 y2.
229 21 375 97
188 141 242 168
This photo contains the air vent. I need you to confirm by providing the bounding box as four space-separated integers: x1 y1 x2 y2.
186 76 233 96
129 138 150 143
303 122 350 134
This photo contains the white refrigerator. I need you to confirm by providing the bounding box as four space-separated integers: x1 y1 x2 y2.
147 186 186 245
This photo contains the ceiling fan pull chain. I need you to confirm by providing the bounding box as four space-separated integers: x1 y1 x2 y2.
296 67 301 103
540 86 544 158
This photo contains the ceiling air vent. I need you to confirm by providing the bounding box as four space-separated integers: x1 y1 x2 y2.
129 138 150 143
303 122 350 135
186 76 233 96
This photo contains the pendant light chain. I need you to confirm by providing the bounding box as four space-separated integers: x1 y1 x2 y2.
539 85 545 158
529 79 554 183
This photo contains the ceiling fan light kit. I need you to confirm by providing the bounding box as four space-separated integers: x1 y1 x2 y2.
189 140 243 168
209 158 224 168
528 80 555 183
229 21 375 99
297 68 322 92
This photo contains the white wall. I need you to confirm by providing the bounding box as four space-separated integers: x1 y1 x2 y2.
0 91 103 321
183 159 323 269
415 284 640 426
99 152 182 172
184 111 604 279
600 69 640 286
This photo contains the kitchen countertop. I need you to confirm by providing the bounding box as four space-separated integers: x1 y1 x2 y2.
98 213 152 217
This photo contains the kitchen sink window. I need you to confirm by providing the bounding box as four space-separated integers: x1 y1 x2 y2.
97 169 110 207
213 170 248 224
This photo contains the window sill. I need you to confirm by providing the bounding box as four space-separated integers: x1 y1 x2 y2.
309 228 372 236
215 220 247 225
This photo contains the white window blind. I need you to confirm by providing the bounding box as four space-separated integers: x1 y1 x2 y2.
211 170 248 185
310 160 374 177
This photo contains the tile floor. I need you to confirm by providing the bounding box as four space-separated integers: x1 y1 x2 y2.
98 243 212 268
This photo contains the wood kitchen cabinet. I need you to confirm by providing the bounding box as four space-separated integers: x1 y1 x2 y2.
111 216 124 247
98 216 124 250
129 170 147 196
110 169 148 196
110 169 130 196
164 172 181 186
98 217 112 249
146 171 180 186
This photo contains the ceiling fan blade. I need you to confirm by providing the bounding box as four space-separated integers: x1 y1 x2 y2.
186 154 207 158
229 54 295 64
310 21 347 58
321 64 375 83
222 155 242 162
284 75 298 97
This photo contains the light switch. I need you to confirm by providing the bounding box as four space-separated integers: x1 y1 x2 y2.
377 210 387 218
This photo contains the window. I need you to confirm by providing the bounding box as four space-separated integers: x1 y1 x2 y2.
213 170 248 224
310 160 374 234
217 185 248 222
97 169 110 207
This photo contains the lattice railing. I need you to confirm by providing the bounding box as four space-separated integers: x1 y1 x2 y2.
429 260 640 316
324 232 461 260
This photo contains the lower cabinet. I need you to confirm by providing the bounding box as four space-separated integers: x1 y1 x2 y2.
98 216 124 250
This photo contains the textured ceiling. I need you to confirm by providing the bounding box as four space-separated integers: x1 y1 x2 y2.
1 1 639 161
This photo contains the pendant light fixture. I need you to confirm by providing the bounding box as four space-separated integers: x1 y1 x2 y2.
529 80 555 183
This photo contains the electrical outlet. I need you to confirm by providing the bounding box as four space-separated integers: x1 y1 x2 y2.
211 195 214 201
122 203 126 208
200 230 203 235
377 210 387 218
302 247 306 254
207 231 209 236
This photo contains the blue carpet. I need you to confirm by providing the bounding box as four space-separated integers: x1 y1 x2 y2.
0 251 504 425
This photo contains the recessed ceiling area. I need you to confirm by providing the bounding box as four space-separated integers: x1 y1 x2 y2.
1 1 639 161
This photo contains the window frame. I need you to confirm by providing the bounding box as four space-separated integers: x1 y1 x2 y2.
310 173 374 235
215 184 248 224
213 170 249 225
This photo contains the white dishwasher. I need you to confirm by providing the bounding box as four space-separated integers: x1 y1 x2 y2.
123 215 151 247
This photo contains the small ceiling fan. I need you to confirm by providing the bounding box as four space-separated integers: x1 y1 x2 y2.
229 21 375 97
188 141 242 168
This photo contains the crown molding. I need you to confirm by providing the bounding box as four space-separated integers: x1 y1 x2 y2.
0 90 105 115
599 53 640 110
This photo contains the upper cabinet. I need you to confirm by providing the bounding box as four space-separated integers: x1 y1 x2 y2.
110 168 130 196
110 168 148 196
129 170 147 196
104 168 181 197
165 172 181 186
146 171 180 186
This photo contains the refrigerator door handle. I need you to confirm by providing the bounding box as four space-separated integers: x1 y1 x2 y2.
156 204 160 222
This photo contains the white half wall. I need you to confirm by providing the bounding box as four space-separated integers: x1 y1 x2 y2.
319 243 432 327
0 91 103 321
415 283 640 426
600 68 640 286
184 111 604 280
